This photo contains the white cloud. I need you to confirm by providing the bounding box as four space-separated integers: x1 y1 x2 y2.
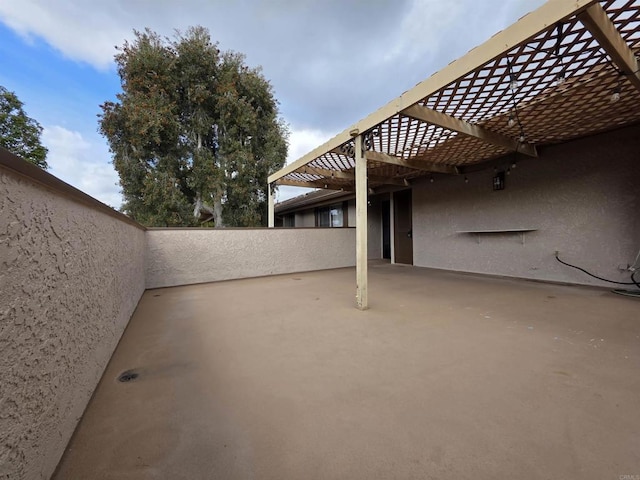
42 126 123 208
0 1 130 70
0 1 402 72
382 0 464 64
286 127 333 165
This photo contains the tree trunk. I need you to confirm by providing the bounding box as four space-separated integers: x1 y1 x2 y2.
213 190 224 228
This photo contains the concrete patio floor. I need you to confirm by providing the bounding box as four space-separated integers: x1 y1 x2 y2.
54 264 640 479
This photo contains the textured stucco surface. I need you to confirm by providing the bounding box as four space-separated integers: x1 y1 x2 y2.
0 165 146 480
412 125 640 287
145 228 355 288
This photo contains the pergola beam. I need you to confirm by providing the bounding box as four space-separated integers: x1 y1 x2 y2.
365 150 459 175
578 3 640 93
329 147 350 156
368 175 407 186
401 104 538 157
301 166 354 180
299 166 406 186
276 178 353 191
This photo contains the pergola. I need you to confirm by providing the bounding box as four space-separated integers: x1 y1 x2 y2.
267 0 640 309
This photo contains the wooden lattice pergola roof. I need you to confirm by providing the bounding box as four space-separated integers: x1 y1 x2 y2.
269 0 640 191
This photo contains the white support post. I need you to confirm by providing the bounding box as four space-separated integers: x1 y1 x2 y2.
354 132 368 310
268 183 275 228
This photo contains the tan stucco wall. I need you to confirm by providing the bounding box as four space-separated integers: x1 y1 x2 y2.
0 160 146 480
146 228 356 289
412 125 640 287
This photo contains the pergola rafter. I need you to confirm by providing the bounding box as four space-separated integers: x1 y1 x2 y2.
365 151 459 175
300 166 407 186
276 178 354 192
578 3 640 93
400 104 538 158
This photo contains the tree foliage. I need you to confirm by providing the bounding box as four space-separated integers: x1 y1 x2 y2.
0 86 48 168
99 27 288 227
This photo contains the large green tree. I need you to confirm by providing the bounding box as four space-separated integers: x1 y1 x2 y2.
99 27 288 227
0 86 48 168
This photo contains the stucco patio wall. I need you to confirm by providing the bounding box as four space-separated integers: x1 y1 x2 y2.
0 149 146 480
145 227 356 289
411 125 640 287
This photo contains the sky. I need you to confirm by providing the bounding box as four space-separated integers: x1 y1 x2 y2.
0 0 546 207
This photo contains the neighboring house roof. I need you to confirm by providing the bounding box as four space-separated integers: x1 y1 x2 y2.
275 189 352 214
269 0 640 192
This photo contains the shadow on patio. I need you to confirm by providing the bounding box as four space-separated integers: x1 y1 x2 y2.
54 264 640 479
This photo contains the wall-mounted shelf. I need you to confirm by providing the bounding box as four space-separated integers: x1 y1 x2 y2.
456 229 537 245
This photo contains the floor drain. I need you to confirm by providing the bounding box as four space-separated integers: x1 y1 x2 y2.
118 370 139 383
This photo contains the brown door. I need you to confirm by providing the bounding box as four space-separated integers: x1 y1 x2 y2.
394 189 413 265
